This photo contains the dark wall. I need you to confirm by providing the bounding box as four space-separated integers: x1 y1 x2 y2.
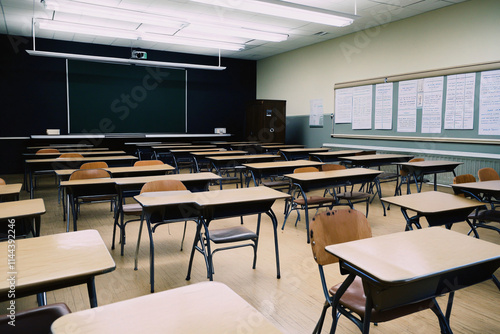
0 34 256 174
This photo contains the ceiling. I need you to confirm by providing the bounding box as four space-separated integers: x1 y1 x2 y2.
0 0 467 61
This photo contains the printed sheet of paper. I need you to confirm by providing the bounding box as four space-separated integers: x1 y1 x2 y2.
445 73 475 129
421 76 444 133
309 99 324 126
397 80 418 132
352 85 372 129
479 69 500 135
374 83 393 130
334 88 353 123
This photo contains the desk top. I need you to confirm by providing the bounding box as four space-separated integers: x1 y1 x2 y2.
260 144 305 149
310 150 365 157
208 154 279 162
398 160 463 168
451 180 500 194
284 168 382 182
325 227 500 285
152 145 216 150
244 159 323 170
55 164 175 177
381 191 483 214
26 155 138 164
0 198 45 219
0 230 115 297
51 281 283 333
280 147 330 153
113 172 222 187
340 153 414 162
169 148 224 153
0 183 22 196
24 150 126 158
191 150 248 157
135 186 290 208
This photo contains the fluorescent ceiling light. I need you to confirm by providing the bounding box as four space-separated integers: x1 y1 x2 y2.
183 24 288 42
192 0 356 27
26 50 226 70
36 19 244 51
42 0 186 29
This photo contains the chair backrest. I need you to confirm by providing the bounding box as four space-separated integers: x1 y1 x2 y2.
36 148 60 154
134 160 164 167
310 209 372 266
0 178 5 185
400 158 424 176
294 167 319 174
80 161 108 169
453 174 476 184
59 153 84 158
478 167 500 181
69 168 112 181
321 164 346 171
140 179 187 194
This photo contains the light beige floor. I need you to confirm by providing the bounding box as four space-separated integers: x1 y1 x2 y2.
2 173 499 333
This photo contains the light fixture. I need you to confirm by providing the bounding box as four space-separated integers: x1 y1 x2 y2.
142 33 244 51
26 50 227 71
180 24 288 42
192 0 357 27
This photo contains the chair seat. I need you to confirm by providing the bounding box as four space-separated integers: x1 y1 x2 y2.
337 192 371 200
469 209 500 222
377 172 398 180
262 180 289 188
123 203 143 215
295 196 336 206
329 277 434 323
80 195 115 202
0 303 70 333
209 225 257 243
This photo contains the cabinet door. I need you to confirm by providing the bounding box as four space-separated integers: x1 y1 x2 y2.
245 100 286 143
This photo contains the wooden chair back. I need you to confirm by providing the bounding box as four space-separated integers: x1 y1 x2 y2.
134 160 164 167
294 167 319 174
80 162 108 169
453 174 476 184
0 178 5 185
59 153 84 158
69 168 111 181
310 209 372 266
36 148 60 154
140 180 187 194
321 164 345 171
478 167 500 181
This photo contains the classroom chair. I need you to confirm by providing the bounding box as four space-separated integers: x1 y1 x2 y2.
134 159 164 166
80 161 108 169
0 303 70 334
0 178 5 185
33 148 60 188
310 209 450 334
113 179 188 257
58 153 84 158
478 167 500 181
282 167 337 231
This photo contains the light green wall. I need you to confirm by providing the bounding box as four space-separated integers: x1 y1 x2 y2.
256 0 500 145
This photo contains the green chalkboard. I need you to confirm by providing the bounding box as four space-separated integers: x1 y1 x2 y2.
68 60 186 134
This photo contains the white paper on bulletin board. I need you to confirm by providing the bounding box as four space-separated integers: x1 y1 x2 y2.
309 98 324 126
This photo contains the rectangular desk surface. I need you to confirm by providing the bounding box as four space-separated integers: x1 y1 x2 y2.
0 198 45 220
398 160 463 169
55 164 175 178
284 167 382 182
24 150 126 158
169 148 224 153
51 281 283 333
244 159 323 170
208 154 279 162
279 147 330 153
0 230 115 301
310 150 365 157
260 144 305 149
339 153 414 163
326 227 500 285
451 180 500 197
0 183 22 196
25 155 138 164
191 150 248 157
381 191 482 215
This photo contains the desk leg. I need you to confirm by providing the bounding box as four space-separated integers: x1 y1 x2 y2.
34 216 41 237
86 277 98 308
265 209 281 279
29 170 34 199
330 273 356 333
145 216 156 293
36 292 47 307
66 193 71 232
413 172 421 193
401 208 421 230
186 219 209 281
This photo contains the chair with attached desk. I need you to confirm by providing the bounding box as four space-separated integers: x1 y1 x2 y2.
112 179 188 256
68 169 116 230
282 167 337 231
454 174 500 238
0 303 71 334
310 209 450 334
321 164 372 217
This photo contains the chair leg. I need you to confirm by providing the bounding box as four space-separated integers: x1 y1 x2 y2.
180 221 187 251
312 302 330 334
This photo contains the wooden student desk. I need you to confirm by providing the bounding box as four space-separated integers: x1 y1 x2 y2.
169 148 225 172
398 160 463 193
381 191 484 232
51 281 283 333
309 149 371 162
25 155 138 198
191 150 248 172
260 144 305 154
134 186 290 292
23 150 126 159
279 147 330 161
0 198 45 237
244 160 324 186
284 168 382 243
451 180 500 199
325 228 500 333
113 172 222 256
0 230 115 308
0 183 22 201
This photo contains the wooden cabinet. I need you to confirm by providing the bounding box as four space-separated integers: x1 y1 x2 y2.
245 100 286 143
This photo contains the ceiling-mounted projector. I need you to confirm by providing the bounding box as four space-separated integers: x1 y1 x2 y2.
131 50 147 59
